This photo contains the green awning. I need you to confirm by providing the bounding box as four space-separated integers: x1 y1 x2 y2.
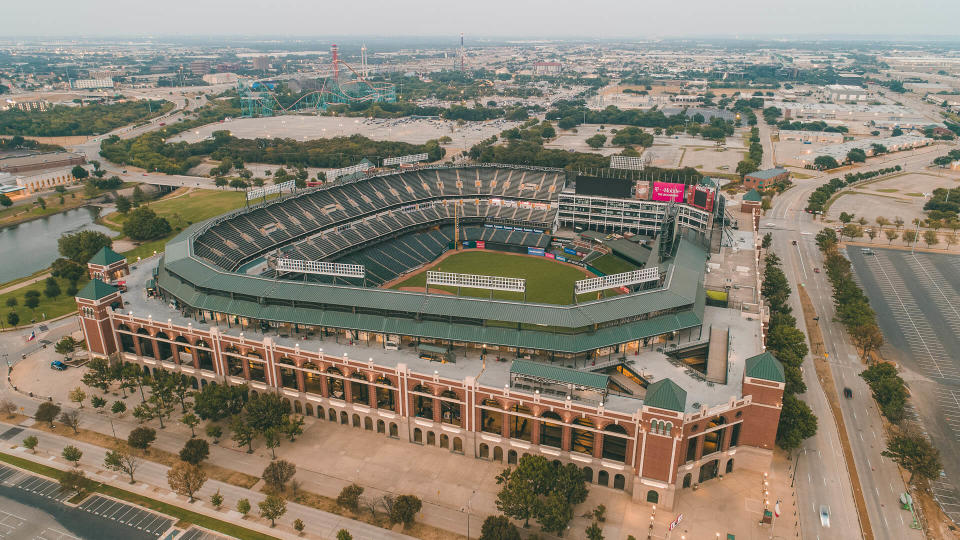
418 344 449 354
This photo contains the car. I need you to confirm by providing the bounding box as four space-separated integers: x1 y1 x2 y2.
792 240 798 245
50 360 67 371
819 505 830 527
843 387 853 398
814 268 820 273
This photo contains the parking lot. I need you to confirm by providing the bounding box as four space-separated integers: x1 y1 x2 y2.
77 495 174 537
848 246 960 525
0 463 76 502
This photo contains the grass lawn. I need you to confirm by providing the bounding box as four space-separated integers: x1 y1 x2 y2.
0 275 89 326
588 253 638 275
0 192 93 227
390 250 617 305
105 188 251 231
0 451 275 540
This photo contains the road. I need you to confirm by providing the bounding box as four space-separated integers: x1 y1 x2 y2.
762 145 956 539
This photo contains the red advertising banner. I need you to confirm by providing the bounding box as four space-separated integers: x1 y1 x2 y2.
476 240 485 249
652 182 686 202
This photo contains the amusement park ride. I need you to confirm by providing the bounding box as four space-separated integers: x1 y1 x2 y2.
238 44 397 117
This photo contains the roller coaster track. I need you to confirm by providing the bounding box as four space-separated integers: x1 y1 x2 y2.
239 61 396 117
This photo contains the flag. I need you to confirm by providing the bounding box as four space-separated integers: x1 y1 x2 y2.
26 331 36 342
774 498 782 518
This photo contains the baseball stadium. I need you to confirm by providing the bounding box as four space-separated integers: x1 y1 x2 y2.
76 164 785 508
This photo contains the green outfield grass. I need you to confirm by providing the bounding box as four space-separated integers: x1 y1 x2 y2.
588 253 638 275
390 249 619 305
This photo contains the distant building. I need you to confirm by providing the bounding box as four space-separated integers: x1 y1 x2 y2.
743 168 789 191
741 189 763 213
778 130 844 144
533 61 562 75
90 69 125 79
189 60 211 75
795 134 933 167
14 167 82 194
824 84 869 103
70 78 114 89
2 98 48 112
252 56 271 71
836 73 865 85
0 152 86 174
202 73 239 85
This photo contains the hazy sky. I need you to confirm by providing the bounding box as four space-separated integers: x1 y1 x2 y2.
4 0 959 39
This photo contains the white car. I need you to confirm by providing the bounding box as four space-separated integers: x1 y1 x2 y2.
819 505 830 527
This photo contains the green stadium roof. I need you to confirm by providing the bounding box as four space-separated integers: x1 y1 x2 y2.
510 359 609 390
76 279 118 301
643 378 687 412
88 246 126 266
745 351 785 383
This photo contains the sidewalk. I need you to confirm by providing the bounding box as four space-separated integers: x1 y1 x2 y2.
1 419 411 540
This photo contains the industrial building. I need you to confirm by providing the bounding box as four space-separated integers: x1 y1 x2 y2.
777 130 845 144
742 168 789 191
0 152 86 174
70 78 114 89
823 84 870 103
795 134 933 167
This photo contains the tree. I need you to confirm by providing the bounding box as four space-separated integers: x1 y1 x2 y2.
923 230 939 247
846 148 867 163
293 519 305 534
237 498 251 518
36 402 61 426
194 383 248 420
814 155 839 170
56 336 78 354
537 491 574 535
131 185 146 204
0 399 16 418
71 165 89 179
5 297 15 308
167 462 207 502
851 323 884 359
585 134 606 149
44 277 61 299
60 469 90 495
123 207 171 241
480 516 521 540
230 415 255 453
214 177 228 189
885 229 899 244
258 495 287 527
181 413 200 437
586 521 604 540
776 394 818 451
229 179 248 191
169 372 193 413
6 311 18 327
736 159 758 177
839 212 854 224
179 438 210 465
761 232 772 249
23 435 38 453
282 415 305 442
264 427 280 459
205 423 223 443
0 194 11 207
24 295 39 310
902 229 917 246
128 426 157 451
841 223 863 240
211 489 224 508
113 190 137 213
57 230 112 264
59 410 81 433
882 428 942 486
68 387 86 408
262 459 296 493
111 400 127 415
336 530 351 540
62 445 83 467
245 392 290 433
495 463 541 527
337 484 364 511
104 449 142 483
390 495 422 528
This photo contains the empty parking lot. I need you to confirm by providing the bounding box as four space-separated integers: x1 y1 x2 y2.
848 246 960 525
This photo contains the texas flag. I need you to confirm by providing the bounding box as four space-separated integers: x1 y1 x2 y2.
26 331 36 342
774 498 782 518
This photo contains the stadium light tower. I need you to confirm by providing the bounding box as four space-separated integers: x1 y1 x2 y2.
459 33 465 72
331 44 340 83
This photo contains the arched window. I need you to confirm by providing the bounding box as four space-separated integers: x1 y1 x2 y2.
507 450 518 465
582 467 594 483
493 447 503 462
305 403 313 416
414 428 423 443
377 420 385 433
277 358 298 390
413 385 434 419
302 362 323 394
703 416 726 456
364 417 373 431
375 376 395 411
453 437 463 453
683 473 692 488
479 443 489 459
350 372 369 404
613 474 626 490
540 411 563 448
440 390 461 426
195 340 214 371
339 411 348 425
646 490 659 504
247 353 266 383
352 414 361 428
572 417 594 455
598 470 609 487
602 424 628 462
481 399 503 434
389 423 398 438
427 431 436 446
509 404 532 442
664 422 672 437
118 324 136 354
440 434 449 449
154 332 173 362
174 336 191 365
136 329 155 358
327 367 345 399
725 459 734 474
650 419 659 434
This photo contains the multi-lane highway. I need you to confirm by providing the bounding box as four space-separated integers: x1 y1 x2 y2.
764 145 956 539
